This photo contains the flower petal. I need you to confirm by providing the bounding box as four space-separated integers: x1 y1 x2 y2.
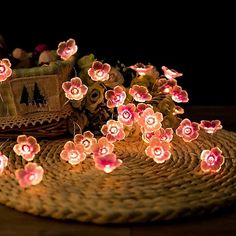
64 141 75 151
17 135 27 144
103 63 111 73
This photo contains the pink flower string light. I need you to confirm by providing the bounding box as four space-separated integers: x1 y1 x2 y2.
60 141 86 165
141 127 173 144
117 103 138 126
57 38 78 60
13 135 40 161
130 63 154 76
158 78 177 94
62 77 88 101
138 108 163 132
88 61 111 82
171 86 189 103
129 85 152 102
161 66 183 80
101 120 125 143
200 120 222 134
59 54 225 173
155 128 174 142
0 152 8 174
1 38 227 186
15 163 44 188
92 137 114 157
141 130 155 143
145 137 171 163
0 59 12 106
176 118 200 142
172 106 184 115
74 131 97 154
94 153 122 173
200 147 225 173
105 85 126 108
0 59 12 82
9 135 44 188
136 103 153 116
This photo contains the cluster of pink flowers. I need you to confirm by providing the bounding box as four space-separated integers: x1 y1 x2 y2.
176 118 224 172
13 135 44 188
0 38 226 189
0 135 44 188
58 39 225 174
60 133 122 173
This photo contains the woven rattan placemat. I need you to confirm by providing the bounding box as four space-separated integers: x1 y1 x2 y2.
0 130 236 224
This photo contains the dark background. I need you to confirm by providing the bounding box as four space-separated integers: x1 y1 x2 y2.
1 1 235 106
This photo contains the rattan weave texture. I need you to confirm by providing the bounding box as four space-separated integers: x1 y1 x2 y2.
0 130 235 224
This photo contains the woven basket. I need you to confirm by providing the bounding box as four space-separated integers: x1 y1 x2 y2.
0 58 74 138
0 129 235 224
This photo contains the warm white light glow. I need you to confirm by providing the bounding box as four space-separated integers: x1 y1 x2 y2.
70 151 79 159
184 127 192 135
71 87 79 95
22 145 30 153
154 147 162 156
0 65 6 73
110 126 118 134
123 111 131 119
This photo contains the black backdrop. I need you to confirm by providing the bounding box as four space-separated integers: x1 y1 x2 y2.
1 1 235 106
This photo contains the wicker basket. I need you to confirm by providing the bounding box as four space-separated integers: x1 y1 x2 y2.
0 58 75 138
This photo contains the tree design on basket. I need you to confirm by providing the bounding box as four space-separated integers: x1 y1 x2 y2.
0 38 226 188
20 83 47 107
32 83 47 105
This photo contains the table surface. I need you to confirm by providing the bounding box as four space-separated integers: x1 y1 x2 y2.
1 105 236 236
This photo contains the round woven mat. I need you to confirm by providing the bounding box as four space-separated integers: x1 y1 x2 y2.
0 130 236 224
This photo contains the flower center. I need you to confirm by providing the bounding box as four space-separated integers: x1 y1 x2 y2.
184 126 192 135
65 47 71 54
104 164 112 173
154 147 162 156
101 147 108 155
161 136 167 141
207 155 216 165
22 144 31 153
163 87 170 93
71 87 79 95
0 65 6 74
146 132 154 139
96 70 104 77
83 139 90 148
114 95 120 102
28 173 36 181
70 151 79 159
147 117 155 125
110 126 118 134
123 111 131 119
